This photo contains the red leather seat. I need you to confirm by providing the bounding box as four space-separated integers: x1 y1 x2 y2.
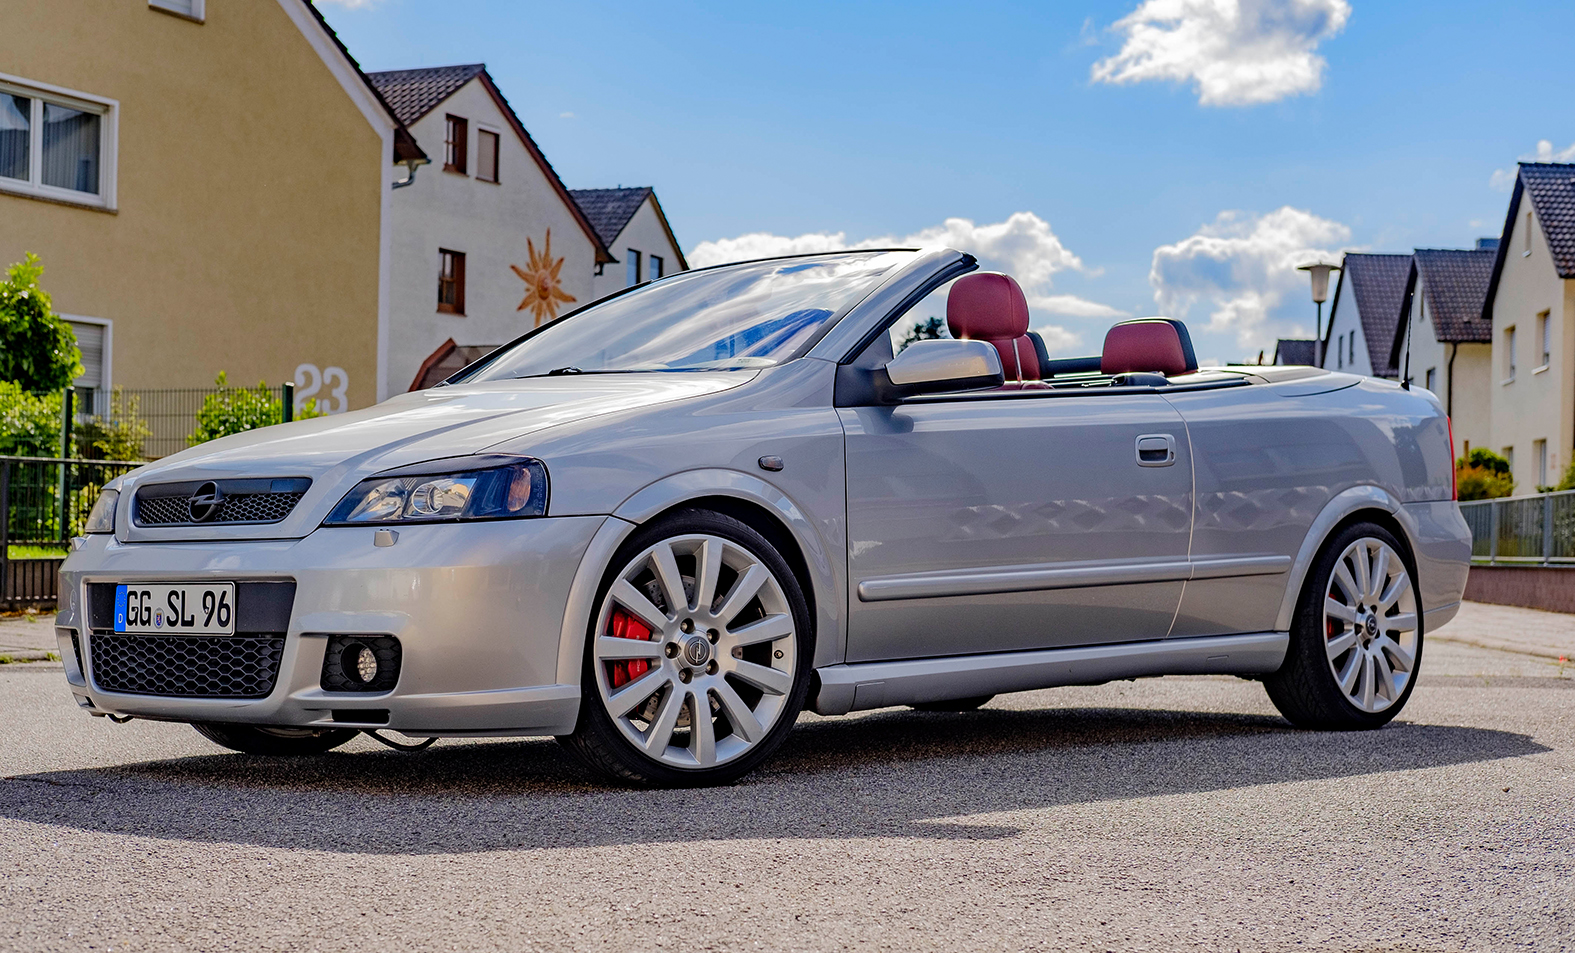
1100 318 1198 377
947 273 1040 381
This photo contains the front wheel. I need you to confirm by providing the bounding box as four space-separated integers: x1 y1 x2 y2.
1264 522 1422 730
561 509 813 787
191 723 359 755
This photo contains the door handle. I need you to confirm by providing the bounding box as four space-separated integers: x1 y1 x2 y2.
1136 433 1177 467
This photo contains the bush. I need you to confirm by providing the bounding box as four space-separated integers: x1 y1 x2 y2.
0 381 61 457
0 253 81 394
188 372 322 446
1456 449 1514 501
75 387 151 461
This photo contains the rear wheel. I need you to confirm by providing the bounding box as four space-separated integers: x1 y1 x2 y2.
561 509 813 787
191 723 359 755
1264 522 1422 730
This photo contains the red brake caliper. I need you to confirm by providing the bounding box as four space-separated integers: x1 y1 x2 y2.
607 608 654 689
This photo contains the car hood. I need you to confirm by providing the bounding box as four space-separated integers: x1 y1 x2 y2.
113 372 752 542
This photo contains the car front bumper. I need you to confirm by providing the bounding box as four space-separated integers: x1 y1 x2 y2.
55 517 608 736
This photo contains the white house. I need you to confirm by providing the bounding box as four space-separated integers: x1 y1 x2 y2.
367 65 614 392
1321 253 1410 379
1389 244 1495 460
568 187 688 302
1482 162 1575 488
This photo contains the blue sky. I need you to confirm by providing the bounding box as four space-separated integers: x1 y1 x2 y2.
317 0 1575 363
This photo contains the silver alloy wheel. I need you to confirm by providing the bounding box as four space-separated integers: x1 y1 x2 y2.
1322 536 1419 713
592 533 799 769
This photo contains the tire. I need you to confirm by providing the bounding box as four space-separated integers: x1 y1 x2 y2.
192 723 359 755
1264 521 1423 730
560 508 814 787
911 695 995 712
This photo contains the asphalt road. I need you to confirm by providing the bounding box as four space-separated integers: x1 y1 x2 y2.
1 616 1571 952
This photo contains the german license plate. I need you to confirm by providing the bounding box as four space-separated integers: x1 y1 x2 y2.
114 583 236 635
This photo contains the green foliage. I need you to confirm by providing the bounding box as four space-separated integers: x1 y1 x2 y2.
187 372 323 446
74 387 151 461
1456 449 1514 501
897 316 948 351
1462 448 1511 476
0 381 62 457
0 254 82 394
1551 459 1575 493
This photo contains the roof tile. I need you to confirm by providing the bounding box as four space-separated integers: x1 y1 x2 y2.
367 65 486 126
1329 253 1411 377
567 188 653 248
1413 248 1494 343
1521 163 1575 278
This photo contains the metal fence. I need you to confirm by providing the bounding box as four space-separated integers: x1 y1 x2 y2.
96 385 292 459
1459 490 1575 564
0 455 140 608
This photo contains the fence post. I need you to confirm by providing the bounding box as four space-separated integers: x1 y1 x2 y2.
57 387 73 543
1544 493 1554 565
1489 499 1500 565
0 461 9 605
282 381 294 423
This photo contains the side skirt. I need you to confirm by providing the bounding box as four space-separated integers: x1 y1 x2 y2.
810 632 1289 715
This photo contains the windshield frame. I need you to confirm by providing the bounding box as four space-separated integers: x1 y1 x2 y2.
443 248 923 385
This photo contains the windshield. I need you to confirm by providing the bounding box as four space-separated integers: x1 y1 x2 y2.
454 251 913 381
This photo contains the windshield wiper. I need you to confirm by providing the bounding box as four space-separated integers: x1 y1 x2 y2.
546 366 583 375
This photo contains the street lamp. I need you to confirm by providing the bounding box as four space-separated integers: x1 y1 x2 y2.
1297 261 1340 366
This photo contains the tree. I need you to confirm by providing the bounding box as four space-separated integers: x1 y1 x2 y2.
0 254 82 394
898 316 948 351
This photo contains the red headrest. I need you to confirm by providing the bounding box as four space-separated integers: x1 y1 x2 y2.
947 273 1030 341
1101 318 1198 377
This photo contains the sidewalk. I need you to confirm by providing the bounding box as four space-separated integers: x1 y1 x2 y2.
1431 601 1574 660
0 612 57 662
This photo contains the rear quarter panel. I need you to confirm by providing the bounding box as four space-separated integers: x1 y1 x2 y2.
1165 375 1456 636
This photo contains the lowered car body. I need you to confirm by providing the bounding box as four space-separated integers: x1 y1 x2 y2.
57 248 1471 784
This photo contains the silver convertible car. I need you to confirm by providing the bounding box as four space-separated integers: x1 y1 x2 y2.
57 248 1471 785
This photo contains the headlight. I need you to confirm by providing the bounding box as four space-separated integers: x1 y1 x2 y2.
84 488 119 534
324 458 548 525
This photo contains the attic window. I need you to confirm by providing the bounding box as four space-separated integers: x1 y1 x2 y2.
444 115 467 174
149 0 205 22
1524 211 1533 256
476 129 499 183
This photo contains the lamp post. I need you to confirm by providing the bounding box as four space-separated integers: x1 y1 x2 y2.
1297 261 1340 366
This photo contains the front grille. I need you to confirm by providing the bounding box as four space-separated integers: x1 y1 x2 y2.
133 478 310 527
89 633 285 698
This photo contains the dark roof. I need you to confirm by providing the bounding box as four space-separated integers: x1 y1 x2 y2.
300 2 425 164
1483 163 1575 324
1273 339 1317 366
1323 253 1411 377
366 64 486 126
367 65 613 265
1416 249 1495 342
409 339 497 391
568 188 652 247
567 187 690 271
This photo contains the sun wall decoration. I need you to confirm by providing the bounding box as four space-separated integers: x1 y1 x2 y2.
511 229 577 326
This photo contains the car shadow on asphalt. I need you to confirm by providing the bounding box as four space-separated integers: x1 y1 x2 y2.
0 705 1546 854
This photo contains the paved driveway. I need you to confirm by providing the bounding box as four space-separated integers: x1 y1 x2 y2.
1 610 1571 952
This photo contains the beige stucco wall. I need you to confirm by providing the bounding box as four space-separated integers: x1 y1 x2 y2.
589 195 686 302
1396 275 1492 460
0 0 387 410
1489 202 1575 486
387 78 597 392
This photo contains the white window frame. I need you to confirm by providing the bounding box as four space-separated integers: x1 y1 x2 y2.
0 72 118 210
149 0 205 23
1538 310 1551 370
1535 439 1548 488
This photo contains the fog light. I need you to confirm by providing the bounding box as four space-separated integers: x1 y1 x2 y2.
355 646 378 683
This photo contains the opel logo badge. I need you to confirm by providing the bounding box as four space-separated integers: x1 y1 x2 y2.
188 482 224 522
1364 614 1379 639
683 635 710 667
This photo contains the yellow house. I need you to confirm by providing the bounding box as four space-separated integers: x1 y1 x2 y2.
1484 162 1575 489
0 0 423 418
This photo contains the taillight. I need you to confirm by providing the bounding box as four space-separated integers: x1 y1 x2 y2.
1447 415 1457 501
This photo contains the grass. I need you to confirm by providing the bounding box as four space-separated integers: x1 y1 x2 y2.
6 545 68 559
0 652 60 664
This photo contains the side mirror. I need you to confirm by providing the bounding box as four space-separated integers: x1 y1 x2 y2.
876 339 1004 402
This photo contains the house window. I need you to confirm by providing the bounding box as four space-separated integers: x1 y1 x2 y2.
1505 326 1516 380
149 0 205 21
444 115 467 174
1425 367 1436 392
476 129 499 183
1536 439 1548 488
1539 311 1551 368
1336 333 1344 369
1503 447 1514 476
0 78 116 208
650 255 664 280
65 317 110 418
1525 211 1533 256
1349 330 1357 368
626 249 642 287
437 249 465 314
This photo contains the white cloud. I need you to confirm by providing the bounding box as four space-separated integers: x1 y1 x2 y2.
1150 206 1351 349
1490 139 1575 191
688 212 1128 354
1091 0 1351 107
559 111 576 119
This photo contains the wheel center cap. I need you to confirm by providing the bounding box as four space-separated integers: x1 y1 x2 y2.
682 635 711 667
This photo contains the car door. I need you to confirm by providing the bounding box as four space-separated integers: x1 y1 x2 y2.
839 389 1194 663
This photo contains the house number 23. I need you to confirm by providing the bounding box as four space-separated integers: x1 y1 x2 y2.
294 364 349 415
